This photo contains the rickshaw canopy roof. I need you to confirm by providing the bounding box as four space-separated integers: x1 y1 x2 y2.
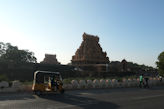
34 71 60 76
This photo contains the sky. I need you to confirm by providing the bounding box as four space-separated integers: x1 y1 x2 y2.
0 0 164 67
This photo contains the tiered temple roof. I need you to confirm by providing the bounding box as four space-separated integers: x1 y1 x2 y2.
41 54 60 65
72 33 109 65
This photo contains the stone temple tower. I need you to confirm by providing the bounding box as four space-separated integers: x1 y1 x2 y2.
72 32 109 66
40 54 60 65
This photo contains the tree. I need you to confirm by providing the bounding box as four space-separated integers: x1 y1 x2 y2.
156 51 164 76
0 42 37 63
0 42 6 56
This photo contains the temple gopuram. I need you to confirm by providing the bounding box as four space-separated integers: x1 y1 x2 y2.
40 54 60 65
72 33 110 72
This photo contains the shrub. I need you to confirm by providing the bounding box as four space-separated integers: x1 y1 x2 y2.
0 74 8 82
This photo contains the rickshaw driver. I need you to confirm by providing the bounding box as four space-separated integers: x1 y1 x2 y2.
50 76 56 91
54 75 60 91
48 75 60 91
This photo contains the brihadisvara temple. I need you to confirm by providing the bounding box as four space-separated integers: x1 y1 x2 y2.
71 33 110 72
41 32 110 72
39 31 136 74
39 32 156 75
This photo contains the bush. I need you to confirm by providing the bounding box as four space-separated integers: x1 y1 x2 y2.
0 74 8 82
63 78 72 84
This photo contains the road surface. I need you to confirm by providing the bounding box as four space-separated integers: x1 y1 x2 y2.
0 86 164 109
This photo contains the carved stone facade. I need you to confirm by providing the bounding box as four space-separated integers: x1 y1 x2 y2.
72 33 109 67
40 54 60 65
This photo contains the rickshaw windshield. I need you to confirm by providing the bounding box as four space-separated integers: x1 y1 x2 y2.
34 71 62 84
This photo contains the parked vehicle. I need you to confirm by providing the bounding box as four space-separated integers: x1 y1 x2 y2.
32 71 65 95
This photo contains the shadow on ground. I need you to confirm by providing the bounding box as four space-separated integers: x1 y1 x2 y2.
40 93 119 109
0 93 35 101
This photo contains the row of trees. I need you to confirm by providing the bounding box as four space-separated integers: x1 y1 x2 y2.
0 42 37 64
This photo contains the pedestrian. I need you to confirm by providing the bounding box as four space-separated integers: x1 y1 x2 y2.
139 74 144 88
144 76 149 88
159 76 162 82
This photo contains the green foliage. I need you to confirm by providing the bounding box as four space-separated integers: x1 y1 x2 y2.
63 78 72 84
156 51 164 76
0 74 8 82
0 42 37 63
21 81 33 85
0 42 6 55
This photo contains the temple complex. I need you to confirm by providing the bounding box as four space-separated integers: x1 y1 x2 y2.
72 33 109 72
40 54 60 65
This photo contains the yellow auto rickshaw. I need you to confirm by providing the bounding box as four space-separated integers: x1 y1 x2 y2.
32 71 65 95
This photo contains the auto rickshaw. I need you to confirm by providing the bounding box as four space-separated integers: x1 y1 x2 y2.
32 71 65 95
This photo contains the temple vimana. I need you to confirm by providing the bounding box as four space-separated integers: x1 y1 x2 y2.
71 33 110 72
72 33 109 65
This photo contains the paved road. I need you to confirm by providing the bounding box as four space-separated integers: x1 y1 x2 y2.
0 86 164 109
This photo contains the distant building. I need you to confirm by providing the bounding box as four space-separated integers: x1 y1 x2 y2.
40 54 60 65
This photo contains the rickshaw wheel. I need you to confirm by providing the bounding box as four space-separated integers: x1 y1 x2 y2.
35 91 42 96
